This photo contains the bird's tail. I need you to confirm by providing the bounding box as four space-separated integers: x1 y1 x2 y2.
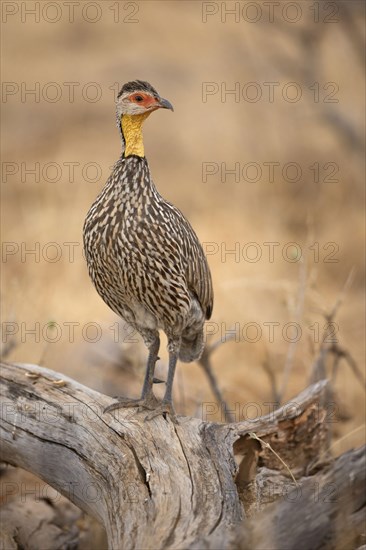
179 328 204 363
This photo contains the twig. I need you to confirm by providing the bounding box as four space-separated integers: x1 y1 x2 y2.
278 255 307 403
248 432 298 486
328 425 366 454
0 308 18 360
309 269 356 385
330 344 365 390
261 352 280 404
198 333 236 423
0 338 17 360
327 268 355 322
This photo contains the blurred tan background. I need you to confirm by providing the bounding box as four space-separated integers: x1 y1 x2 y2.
2 0 365 459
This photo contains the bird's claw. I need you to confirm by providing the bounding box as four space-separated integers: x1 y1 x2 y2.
104 395 179 424
104 393 159 414
144 401 179 424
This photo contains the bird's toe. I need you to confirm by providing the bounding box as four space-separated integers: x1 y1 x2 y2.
104 393 159 414
144 401 179 424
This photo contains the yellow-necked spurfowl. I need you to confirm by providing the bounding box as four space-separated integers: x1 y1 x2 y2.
83 80 213 422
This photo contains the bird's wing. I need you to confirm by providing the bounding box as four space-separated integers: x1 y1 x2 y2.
163 202 214 320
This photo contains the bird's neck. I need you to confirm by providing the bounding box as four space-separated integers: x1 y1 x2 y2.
121 113 151 158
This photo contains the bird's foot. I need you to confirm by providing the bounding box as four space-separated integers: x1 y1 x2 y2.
104 392 159 414
144 401 179 424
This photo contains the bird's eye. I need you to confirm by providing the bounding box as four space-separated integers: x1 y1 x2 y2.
135 95 143 102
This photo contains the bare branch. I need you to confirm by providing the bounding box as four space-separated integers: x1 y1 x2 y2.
198 333 237 422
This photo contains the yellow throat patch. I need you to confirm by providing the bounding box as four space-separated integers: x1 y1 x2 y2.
121 112 151 157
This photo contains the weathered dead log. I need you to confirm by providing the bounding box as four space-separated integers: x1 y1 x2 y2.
245 444 365 550
190 445 366 550
0 361 363 549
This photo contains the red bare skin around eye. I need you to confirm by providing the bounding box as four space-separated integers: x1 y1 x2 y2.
130 93 160 109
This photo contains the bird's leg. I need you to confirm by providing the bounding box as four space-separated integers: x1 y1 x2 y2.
145 349 178 423
104 335 160 413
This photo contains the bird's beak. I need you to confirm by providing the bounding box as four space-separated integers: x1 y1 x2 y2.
158 97 174 111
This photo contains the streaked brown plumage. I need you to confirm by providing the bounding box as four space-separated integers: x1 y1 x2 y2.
83 80 213 421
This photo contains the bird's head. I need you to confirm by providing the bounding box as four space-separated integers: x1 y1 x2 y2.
116 80 173 158
116 80 174 117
